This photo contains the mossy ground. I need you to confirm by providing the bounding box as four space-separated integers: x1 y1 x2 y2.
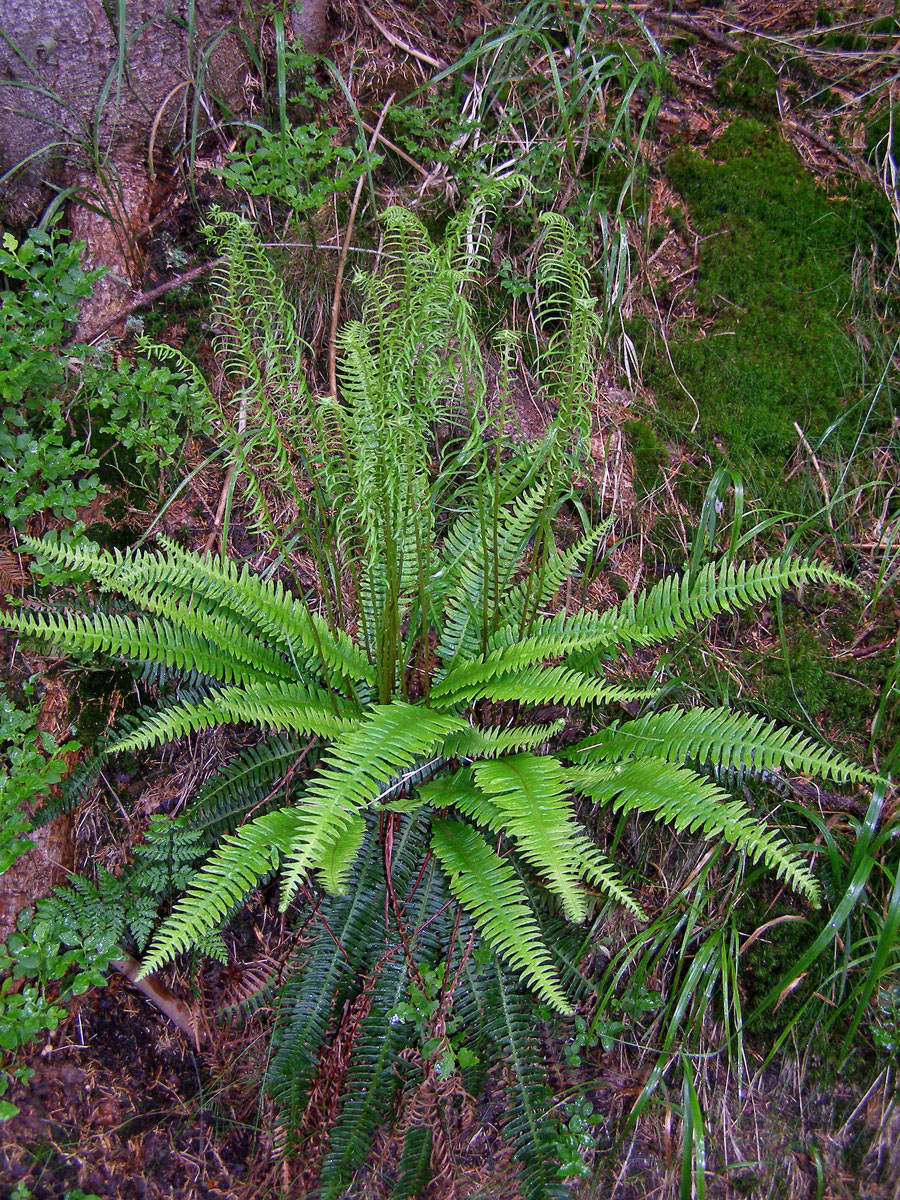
640 119 894 504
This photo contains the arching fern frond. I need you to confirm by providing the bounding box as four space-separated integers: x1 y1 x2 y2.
0 605 274 687
472 754 591 924
110 682 356 753
577 555 858 655
432 662 656 710
277 703 467 904
441 719 565 759
569 757 821 903
572 706 881 788
139 806 304 975
430 818 573 1014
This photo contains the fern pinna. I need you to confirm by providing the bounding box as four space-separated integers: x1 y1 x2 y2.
1 201 883 1192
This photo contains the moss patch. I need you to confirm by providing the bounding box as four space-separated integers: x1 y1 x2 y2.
715 52 779 119
644 120 886 497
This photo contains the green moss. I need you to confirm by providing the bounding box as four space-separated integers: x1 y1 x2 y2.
624 417 668 495
715 52 779 120
643 120 890 497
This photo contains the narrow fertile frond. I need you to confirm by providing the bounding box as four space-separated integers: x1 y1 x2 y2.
568 757 821 903
110 682 357 753
139 807 304 975
472 754 590 923
430 818 573 1014
572 706 881 788
277 704 467 903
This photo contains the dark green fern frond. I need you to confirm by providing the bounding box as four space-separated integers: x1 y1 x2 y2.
569 757 821 903
484 959 569 1200
317 957 411 1199
430 818 573 1014
267 830 389 1130
185 734 308 841
572 706 881 788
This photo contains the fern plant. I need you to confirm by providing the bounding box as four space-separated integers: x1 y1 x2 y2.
2 201 880 1028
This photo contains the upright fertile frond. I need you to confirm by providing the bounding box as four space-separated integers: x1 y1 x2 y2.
277 703 467 903
572 706 881 788
430 818 573 1014
139 807 304 975
569 757 821 903
472 754 591 923
437 485 549 665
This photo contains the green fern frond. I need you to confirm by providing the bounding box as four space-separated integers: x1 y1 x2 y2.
0 605 274 687
20 534 374 688
572 706 881 788
569 757 821 903
432 662 656 710
277 704 466 904
267 830 389 1127
318 814 366 895
441 719 566 759
591 556 858 652
494 517 613 633
472 754 591 923
430 818 573 1014
139 806 304 975
110 682 356 753
437 485 549 665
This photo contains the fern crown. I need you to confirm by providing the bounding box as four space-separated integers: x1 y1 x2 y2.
3 202 879 1013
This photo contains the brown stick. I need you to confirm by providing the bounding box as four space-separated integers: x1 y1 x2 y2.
112 955 201 1048
328 95 395 399
87 258 223 344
